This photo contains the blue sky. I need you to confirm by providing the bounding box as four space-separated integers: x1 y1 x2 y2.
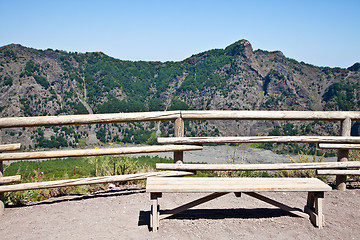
0 0 359 68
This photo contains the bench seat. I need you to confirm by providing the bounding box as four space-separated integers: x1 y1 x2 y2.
147 177 331 232
147 177 331 193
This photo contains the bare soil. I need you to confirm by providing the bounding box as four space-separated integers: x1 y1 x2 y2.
1 184 359 240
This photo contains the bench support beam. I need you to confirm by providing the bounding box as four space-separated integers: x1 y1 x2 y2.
160 192 228 220
244 192 309 219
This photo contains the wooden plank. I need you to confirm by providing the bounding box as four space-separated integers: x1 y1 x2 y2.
160 192 228 220
158 136 360 145
0 111 181 128
317 169 360 175
180 110 360 121
156 161 360 171
244 192 309 219
146 177 332 193
318 143 360 149
0 175 21 184
0 171 194 193
1 111 360 129
0 143 21 152
0 145 203 161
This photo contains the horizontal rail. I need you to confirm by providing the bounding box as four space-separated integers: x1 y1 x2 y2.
0 143 21 152
316 170 360 175
318 143 360 149
0 175 21 184
180 110 360 121
156 162 360 171
158 136 360 145
0 145 203 161
0 171 194 193
0 111 180 128
1 111 360 129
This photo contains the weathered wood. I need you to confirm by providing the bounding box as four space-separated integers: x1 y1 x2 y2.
0 111 181 128
156 162 360 171
147 177 329 229
0 143 21 152
0 145 203 161
244 192 309 219
146 177 332 193
0 171 194 193
173 117 185 164
304 192 325 228
180 110 360 121
150 193 160 232
317 169 360 175
315 193 324 229
158 136 360 145
2 111 360 129
0 175 21 184
336 118 352 191
318 143 360 149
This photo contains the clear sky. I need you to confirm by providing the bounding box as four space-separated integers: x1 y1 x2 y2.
1 0 359 68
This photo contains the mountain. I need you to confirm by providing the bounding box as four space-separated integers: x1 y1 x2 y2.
0 40 359 152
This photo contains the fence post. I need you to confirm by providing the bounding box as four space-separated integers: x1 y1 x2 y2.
173 117 184 164
336 118 351 191
0 128 4 215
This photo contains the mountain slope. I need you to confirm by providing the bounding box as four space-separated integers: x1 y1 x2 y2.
0 40 359 150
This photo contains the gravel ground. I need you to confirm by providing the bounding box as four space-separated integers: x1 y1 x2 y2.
0 146 348 240
1 185 359 240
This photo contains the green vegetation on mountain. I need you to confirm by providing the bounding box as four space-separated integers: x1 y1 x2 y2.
0 40 359 153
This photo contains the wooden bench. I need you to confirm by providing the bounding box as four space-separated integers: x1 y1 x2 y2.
146 177 332 232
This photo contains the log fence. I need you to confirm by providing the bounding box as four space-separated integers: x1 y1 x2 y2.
1 110 360 215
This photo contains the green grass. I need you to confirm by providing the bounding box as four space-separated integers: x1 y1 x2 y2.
2 155 173 205
3 155 173 181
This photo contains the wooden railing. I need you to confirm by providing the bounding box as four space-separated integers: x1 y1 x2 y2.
1 110 360 215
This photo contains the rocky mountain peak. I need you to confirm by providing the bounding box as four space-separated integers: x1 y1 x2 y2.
225 39 253 59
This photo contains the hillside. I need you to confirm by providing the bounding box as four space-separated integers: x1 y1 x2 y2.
0 40 359 151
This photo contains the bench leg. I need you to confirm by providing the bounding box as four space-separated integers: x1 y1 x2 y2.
304 192 325 228
150 193 161 232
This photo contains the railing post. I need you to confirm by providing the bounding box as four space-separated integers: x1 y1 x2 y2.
0 128 4 215
336 118 351 191
173 117 184 164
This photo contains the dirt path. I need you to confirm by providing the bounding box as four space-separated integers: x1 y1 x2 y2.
1 185 359 239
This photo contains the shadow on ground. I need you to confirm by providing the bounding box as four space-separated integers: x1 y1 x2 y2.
138 208 293 229
6 187 146 209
